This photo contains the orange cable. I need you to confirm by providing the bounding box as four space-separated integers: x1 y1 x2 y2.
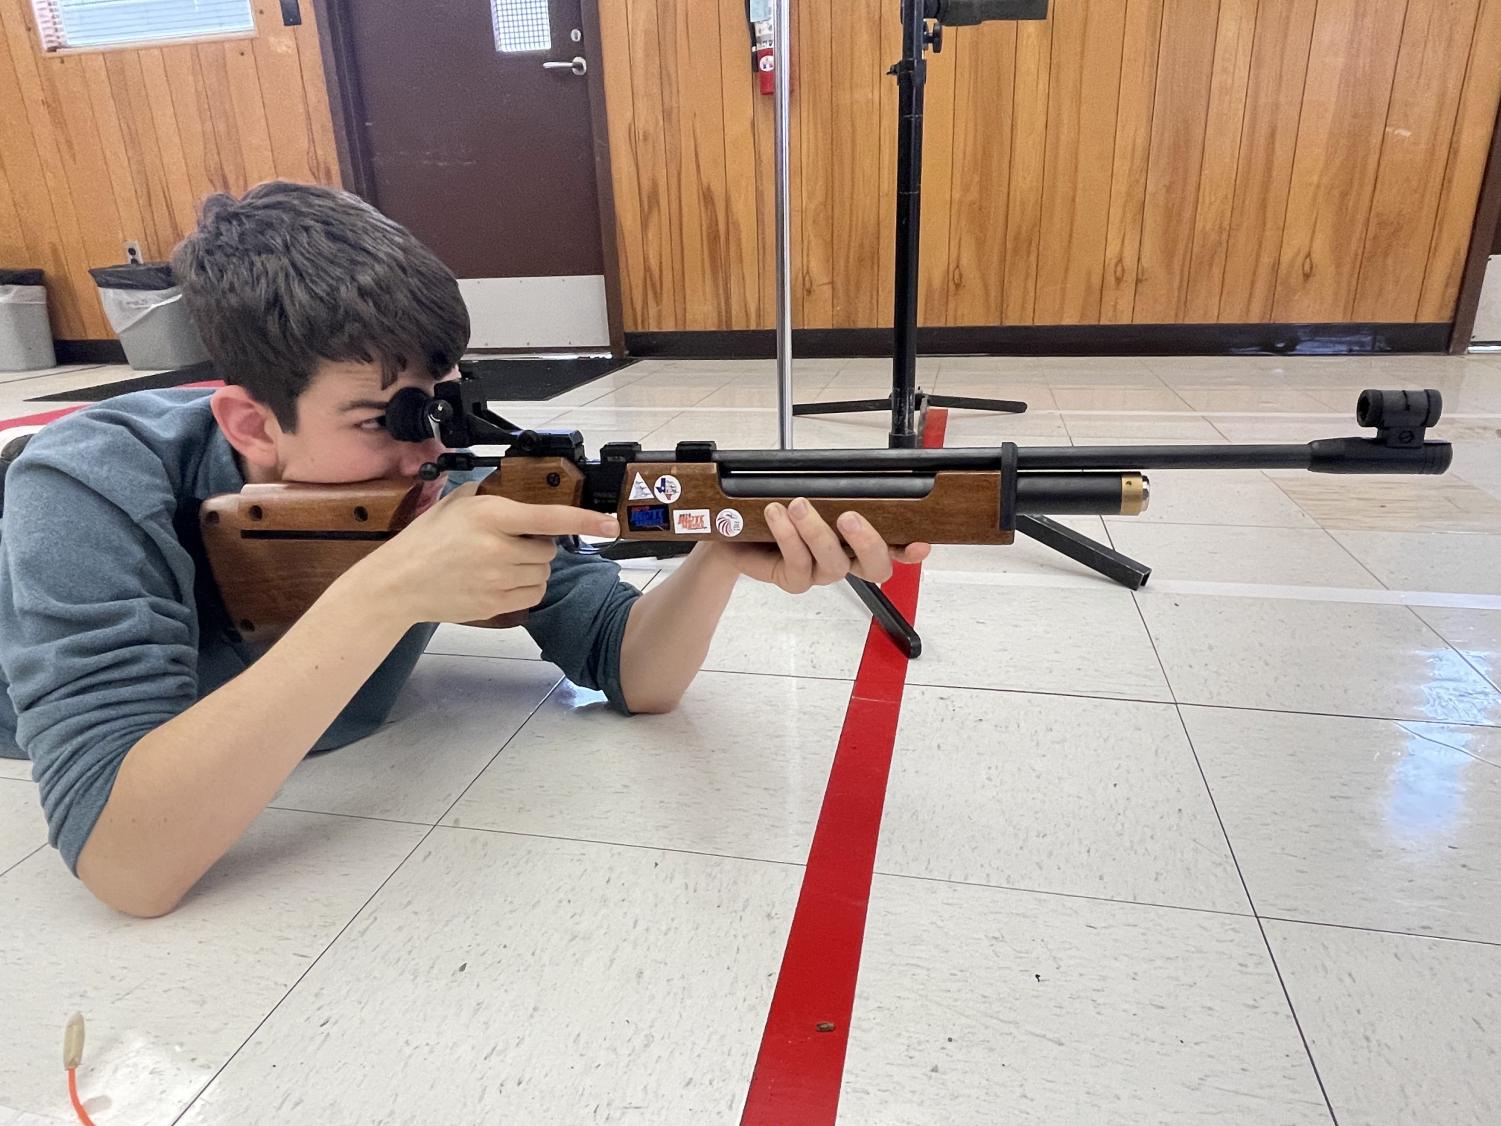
67 1067 97 1126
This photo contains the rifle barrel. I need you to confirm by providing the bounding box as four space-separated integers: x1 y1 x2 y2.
693 437 1449 475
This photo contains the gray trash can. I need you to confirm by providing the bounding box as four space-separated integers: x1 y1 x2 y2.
0 268 57 372
89 262 209 371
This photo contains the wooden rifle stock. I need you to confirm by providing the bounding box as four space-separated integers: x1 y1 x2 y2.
198 478 539 645
200 454 1131 644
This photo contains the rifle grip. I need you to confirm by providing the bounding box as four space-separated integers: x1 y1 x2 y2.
467 458 588 631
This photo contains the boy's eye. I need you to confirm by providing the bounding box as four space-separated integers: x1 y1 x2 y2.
357 417 387 432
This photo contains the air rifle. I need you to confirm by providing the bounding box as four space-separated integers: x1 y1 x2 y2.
200 364 1451 643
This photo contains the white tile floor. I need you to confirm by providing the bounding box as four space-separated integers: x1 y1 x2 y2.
2 353 1500 1125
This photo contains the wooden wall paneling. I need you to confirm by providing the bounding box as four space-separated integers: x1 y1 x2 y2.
653 0 690 330
796 0 835 329
1419 0 1501 320
79 54 152 257
1131 0 1220 323
288 2 340 185
1099 0 1165 324
1002 15 1051 325
220 38 278 186
946 21 1016 327
751 69 775 327
33 54 129 289
1272 1 1409 321
1353 0 1484 321
716 0 759 330
670 0 731 330
1034 0 1128 325
1217 0 1315 321
916 12 957 326
0 157 26 265
598 0 643 330
830 0 885 329
136 48 202 235
624 0 680 330
0 4 86 335
160 47 230 205
102 53 179 256
1182 0 1257 323
249 0 321 185
1 1 107 336
195 44 249 189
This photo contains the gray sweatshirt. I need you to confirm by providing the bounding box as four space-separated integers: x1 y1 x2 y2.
0 390 642 873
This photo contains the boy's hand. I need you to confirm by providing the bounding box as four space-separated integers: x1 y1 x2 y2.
710 498 931 592
341 481 619 627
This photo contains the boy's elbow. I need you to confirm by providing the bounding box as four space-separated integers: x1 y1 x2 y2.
76 839 191 919
620 684 685 715
81 868 187 918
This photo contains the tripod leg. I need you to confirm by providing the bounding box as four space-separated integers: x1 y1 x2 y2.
925 394 1029 415
792 397 894 417
846 575 922 659
1015 515 1152 591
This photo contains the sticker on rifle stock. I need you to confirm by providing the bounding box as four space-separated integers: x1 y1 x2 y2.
629 472 653 501
715 508 744 537
673 508 711 534
653 474 682 503
627 503 670 532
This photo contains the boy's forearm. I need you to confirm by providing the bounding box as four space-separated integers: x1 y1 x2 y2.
76 572 411 917
617 544 743 713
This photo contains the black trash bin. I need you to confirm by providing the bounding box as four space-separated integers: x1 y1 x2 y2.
0 267 55 371
89 262 209 370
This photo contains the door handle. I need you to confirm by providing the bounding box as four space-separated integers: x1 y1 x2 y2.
542 56 587 76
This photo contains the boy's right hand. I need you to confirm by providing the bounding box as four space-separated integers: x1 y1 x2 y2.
341 481 620 628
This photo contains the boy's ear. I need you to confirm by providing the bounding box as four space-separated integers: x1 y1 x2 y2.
210 385 284 471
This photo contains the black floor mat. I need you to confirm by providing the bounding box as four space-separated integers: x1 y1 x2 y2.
464 356 634 400
28 356 634 403
27 361 218 402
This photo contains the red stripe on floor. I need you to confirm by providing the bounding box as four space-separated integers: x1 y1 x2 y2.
741 407 949 1126
1 380 223 431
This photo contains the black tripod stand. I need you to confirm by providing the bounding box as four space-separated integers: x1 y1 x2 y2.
794 3 1027 447
605 0 1149 658
793 0 1150 657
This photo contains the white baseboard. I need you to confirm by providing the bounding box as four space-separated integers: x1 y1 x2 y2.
1473 255 1501 345
457 275 609 350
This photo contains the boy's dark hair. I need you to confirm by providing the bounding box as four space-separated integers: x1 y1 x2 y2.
171 181 469 431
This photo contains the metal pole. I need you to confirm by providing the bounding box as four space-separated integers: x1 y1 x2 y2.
890 0 925 449
773 0 794 449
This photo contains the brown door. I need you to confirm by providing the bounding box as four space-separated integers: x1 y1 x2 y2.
336 0 611 349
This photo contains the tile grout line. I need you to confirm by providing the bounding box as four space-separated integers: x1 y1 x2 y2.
263 806 438 827
347 823 1501 951
1317 527 1399 591
169 676 567 1125
1400 606 1501 698
1128 588 1342 1126
418 653 1501 732
0 842 45 881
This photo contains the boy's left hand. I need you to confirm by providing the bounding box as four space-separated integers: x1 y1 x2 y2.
712 497 931 592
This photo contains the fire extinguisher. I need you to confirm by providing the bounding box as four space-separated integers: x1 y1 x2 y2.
749 0 774 94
